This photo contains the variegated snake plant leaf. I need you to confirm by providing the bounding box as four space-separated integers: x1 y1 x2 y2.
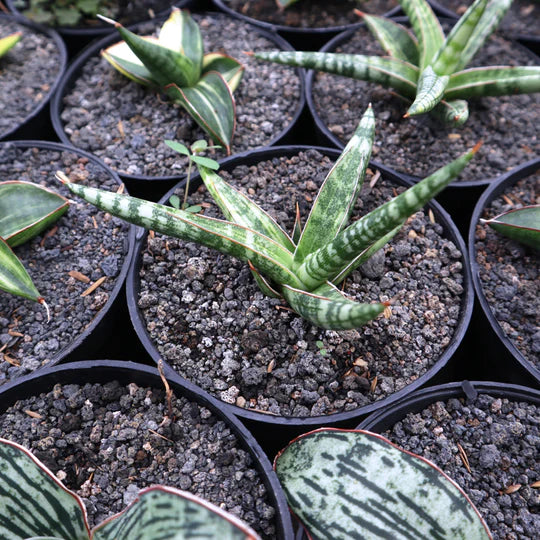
0 32 21 58
0 438 260 539
58 106 479 331
251 0 540 125
99 8 244 154
275 428 492 539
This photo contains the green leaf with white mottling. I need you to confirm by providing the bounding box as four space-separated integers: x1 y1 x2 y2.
282 284 386 330
297 142 480 289
294 106 374 263
360 12 419 65
0 439 89 539
275 429 492 540
0 31 21 57
0 181 69 247
203 53 245 92
93 486 260 540
431 99 470 125
482 205 540 251
407 65 449 116
166 71 236 153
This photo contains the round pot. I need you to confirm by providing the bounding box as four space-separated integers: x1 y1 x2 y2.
0 140 135 384
126 144 474 456
305 19 540 236
468 158 540 387
358 381 540 540
211 0 400 51
50 11 305 201
0 13 67 141
0 359 294 539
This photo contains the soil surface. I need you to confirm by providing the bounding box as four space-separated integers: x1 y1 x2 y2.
0 380 277 538
384 393 540 539
474 170 540 371
0 18 62 139
136 149 466 417
0 145 130 382
310 24 540 182
60 13 302 178
221 0 398 28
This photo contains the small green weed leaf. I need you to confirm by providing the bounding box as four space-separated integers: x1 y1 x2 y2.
191 154 220 169
275 429 492 540
0 32 21 57
169 194 181 209
482 205 540 250
191 139 208 152
0 438 89 539
165 139 191 156
78 0 101 15
54 7 82 27
185 205 202 213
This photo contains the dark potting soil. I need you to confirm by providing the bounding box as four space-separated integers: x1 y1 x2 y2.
137 150 465 417
384 393 540 539
60 13 302 178
0 19 62 139
222 0 398 28
0 145 130 382
0 380 277 537
474 171 540 370
433 0 540 38
311 24 540 182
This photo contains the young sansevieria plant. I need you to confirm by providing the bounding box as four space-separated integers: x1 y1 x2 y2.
99 8 244 154
58 106 479 331
0 437 260 539
252 0 540 125
481 205 540 250
0 32 21 58
275 428 492 539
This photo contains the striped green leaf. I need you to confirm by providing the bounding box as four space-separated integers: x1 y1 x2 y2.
294 106 375 263
360 12 419 65
166 71 236 154
282 283 387 330
0 181 69 247
407 65 449 116
202 53 245 92
297 143 480 289
0 438 89 539
482 205 540 251
251 51 419 99
0 31 21 57
93 486 260 540
101 38 156 86
431 99 469 125
275 429 491 539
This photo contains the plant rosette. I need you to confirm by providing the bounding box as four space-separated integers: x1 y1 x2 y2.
469 158 540 384
0 141 134 384
0 13 67 141
0 360 293 539
51 11 304 198
211 0 400 50
124 145 473 451
359 381 540 540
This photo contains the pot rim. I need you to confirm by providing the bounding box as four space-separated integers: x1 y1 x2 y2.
126 143 474 427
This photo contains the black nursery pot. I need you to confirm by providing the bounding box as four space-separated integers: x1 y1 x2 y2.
468 158 540 387
0 360 294 539
126 144 474 457
50 12 306 201
0 13 67 141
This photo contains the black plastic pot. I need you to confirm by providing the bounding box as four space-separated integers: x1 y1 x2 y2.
125 144 474 457
211 0 400 51
468 158 540 388
0 13 67 141
0 140 136 369
50 12 306 201
0 359 294 539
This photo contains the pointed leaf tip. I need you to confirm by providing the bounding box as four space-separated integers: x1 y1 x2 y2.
97 14 120 27
55 171 69 185
354 9 365 17
244 51 255 57
472 141 483 154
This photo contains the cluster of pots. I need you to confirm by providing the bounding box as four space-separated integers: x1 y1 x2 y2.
0 1 538 538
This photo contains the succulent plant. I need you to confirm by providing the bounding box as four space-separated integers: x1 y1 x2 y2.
252 0 540 125
0 181 69 317
99 8 245 154
0 32 21 58
275 428 492 539
0 437 260 539
58 107 479 331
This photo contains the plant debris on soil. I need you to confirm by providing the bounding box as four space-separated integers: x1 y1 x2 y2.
0 145 130 383
385 393 540 539
136 150 466 417
60 13 302 177
0 380 277 538
474 170 540 371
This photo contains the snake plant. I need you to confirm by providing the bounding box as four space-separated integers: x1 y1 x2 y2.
99 8 244 154
58 107 479 331
0 438 260 539
0 32 21 58
252 0 540 125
